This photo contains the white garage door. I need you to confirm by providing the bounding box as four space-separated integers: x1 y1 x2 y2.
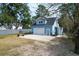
33 28 45 35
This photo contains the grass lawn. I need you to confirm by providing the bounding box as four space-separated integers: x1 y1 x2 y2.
0 34 34 56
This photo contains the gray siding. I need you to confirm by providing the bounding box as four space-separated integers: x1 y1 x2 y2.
44 25 52 35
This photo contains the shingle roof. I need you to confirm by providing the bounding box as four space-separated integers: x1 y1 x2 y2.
46 17 56 25
32 17 57 26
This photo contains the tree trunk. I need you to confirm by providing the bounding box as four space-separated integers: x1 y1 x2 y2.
74 38 79 54
74 28 79 54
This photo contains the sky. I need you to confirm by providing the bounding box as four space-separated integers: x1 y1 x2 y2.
28 3 61 17
28 3 39 16
28 3 50 16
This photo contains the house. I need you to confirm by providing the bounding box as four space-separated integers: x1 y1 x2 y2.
0 26 7 30
17 25 23 30
32 17 63 36
12 25 16 30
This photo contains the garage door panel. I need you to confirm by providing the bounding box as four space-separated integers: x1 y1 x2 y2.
33 28 44 35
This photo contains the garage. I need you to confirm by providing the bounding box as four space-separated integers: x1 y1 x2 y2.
33 28 45 35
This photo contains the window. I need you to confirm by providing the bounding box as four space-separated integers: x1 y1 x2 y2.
39 21 43 24
40 21 43 23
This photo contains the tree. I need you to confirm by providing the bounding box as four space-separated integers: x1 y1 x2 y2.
58 3 79 54
46 3 79 54
0 3 31 29
21 18 32 29
0 3 16 26
20 4 31 28
36 4 50 18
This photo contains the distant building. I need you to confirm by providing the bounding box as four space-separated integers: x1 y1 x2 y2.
0 26 7 30
17 25 23 30
12 25 16 30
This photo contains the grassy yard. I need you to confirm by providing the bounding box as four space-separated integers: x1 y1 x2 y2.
0 34 35 56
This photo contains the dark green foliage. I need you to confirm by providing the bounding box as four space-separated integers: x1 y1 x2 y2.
0 3 31 29
21 19 32 29
58 3 79 54
36 4 50 18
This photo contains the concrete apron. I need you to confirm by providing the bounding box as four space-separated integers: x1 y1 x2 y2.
19 34 56 42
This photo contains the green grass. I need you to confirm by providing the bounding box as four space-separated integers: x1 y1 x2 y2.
0 35 9 39
0 34 17 39
0 34 34 56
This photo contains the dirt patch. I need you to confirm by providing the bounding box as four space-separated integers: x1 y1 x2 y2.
8 38 78 56
0 34 77 56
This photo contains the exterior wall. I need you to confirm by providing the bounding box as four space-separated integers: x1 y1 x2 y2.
52 20 63 35
44 25 52 35
59 27 63 35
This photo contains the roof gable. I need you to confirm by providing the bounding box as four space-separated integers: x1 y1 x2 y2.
33 17 57 26
46 17 56 25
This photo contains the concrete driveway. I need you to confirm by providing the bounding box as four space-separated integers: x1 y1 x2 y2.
19 34 56 41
